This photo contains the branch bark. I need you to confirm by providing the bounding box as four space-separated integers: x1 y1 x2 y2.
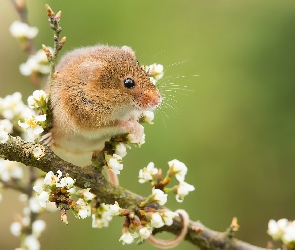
0 135 267 250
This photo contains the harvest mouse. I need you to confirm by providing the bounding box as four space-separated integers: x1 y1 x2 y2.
45 45 161 167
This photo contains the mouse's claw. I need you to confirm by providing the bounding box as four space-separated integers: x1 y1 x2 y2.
40 132 54 147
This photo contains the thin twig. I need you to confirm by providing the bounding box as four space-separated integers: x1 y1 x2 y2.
44 4 66 87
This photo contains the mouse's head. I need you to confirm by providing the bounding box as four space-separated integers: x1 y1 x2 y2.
53 45 162 128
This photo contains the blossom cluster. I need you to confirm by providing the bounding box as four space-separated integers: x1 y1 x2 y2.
9 20 51 78
9 193 51 250
33 170 97 221
138 159 195 203
17 90 49 141
11 209 46 250
11 218 45 250
0 92 31 124
119 160 193 245
33 170 72 208
268 218 295 245
0 90 50 142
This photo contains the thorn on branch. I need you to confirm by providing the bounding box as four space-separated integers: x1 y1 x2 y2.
192 225 203 233
59 37 66 49
226 217 240 238
55 11 62 21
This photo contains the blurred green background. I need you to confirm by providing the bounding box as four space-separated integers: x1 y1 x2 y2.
1 0 295 249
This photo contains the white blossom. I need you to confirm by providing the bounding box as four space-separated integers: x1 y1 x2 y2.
163 210 178 226
139 227 152 240
0 125 9 143
10 21 38 39
0 119 13 133
149 77 157 85
92 202 121 229
78 188 96 201
0 159 23 181
24 235 40 250
27 90 48 109
68 187 77 195
146 63 164 80
33 182 50 208
141 111 154 124
10 222 22 237
32 220 46 238
119 232 134 245
32 185 43 194
56 176 75 189
168 159 188 182
43 171 60 186
127 133 145 146
92 214 110 228
150 212 164 228
18 114 46 140
282 221 295 243
36 191 50 208
115 142 128 158
19 48 52 76
108 201 121 216
20 58 48 76
29 197 43 213
44 201 59 212
151 188 167 206
138 162 158 183
105 154 123 174
268 219 287 240
76 198 91 219
175 181 195 202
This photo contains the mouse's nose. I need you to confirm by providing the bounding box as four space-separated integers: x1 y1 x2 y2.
142 89 162 109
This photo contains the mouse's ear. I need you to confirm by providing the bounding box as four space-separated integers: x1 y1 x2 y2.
78 61 102 83
121 46 136 58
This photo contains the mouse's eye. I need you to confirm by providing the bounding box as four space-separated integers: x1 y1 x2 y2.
123 78 136 89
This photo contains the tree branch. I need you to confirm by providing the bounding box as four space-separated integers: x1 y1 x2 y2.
0 135 267 250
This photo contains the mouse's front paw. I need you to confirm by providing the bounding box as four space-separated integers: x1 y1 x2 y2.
117 119 144 140
40 132 54 147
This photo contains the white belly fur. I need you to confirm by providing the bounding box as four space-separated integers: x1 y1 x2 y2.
52 126 122 167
